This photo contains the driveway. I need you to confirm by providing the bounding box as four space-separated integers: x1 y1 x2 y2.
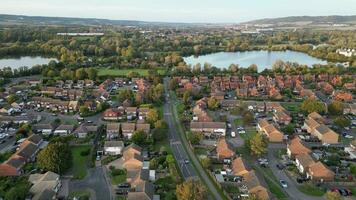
68 166 112 200
267 145 324 200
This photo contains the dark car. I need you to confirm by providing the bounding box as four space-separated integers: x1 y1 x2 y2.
276 164 285 170
115 190 128 195
338 189 348 196
117 183 130 188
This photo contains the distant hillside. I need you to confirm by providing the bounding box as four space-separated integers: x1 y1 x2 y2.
0 14 197 27
244 15 356 25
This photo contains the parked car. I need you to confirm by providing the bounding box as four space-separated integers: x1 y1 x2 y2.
276 164 285 170
184 159 189 164
118 183 130 188
231 131 236 138
279 180 288 188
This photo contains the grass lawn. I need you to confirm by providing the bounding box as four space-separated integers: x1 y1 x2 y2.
97 68 166 77
152 140 173 154
112 173 127 185
239 127 257 141
265 178 288 199
194 147 208 156
297 183 326 196
223 184 240 194
71 145 91 179
69 189 91 200
234 118 243 126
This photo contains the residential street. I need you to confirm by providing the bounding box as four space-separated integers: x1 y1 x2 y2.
68 166 112 200
163 77 224 200
267 145 324 200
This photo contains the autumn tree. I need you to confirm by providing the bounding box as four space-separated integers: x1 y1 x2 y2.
37 142 72 174
334 117 351 128
147 109 159 125
169 78 179 90
328 101 343 115
131 130 147 146
248 134 268 156
182 91 191 106
207 97 219 110
176 178 207 200
301 98 325 114
325 191 341 200
201 157 212 169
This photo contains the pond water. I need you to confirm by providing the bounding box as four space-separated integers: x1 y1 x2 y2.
0 56 57 69
183 50 328 71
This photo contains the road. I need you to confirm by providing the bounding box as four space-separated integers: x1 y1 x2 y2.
163 77 224 200
68 166 112 200
268 145 324 200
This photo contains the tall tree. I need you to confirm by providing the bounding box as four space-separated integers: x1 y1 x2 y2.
328 101 343 115
176 178 207 200
325 191 341 200
249 134 268 156
301 98 325 114
37 142 72 174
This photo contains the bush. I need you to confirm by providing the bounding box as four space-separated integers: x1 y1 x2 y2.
80 149 91 156
111 168 126 176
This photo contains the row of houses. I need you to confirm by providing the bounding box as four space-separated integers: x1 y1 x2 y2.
287 138 335 182
302 112 339 144
106 122 150 140
108 144 158 200
0 134 45 176
31 97 79 112
103 107 151 121
257 119 284 142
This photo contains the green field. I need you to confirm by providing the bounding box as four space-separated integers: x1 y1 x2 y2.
71 145 91 179
297 183 326 196
97 68 166 77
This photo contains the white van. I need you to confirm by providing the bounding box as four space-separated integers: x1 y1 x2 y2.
231 131 236 138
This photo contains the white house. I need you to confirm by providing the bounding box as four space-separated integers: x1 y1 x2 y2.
104 141 124 155
54 124 74 136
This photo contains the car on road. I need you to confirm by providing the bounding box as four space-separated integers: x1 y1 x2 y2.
0 140 6 144
96 155 101 161
184 159 189 164
279 180 288 188
276 164 285 170
344 135 354 139
51 113 57 116
231 131 236 138
117 183 130 188
87 120 93 123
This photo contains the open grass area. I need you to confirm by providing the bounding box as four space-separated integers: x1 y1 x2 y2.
265 178 288 199
239 127 257 141
297 183 326 196
69 189 91 200
97 68 166 77
111 173 127 185
71 145 91 179
234 118 243 126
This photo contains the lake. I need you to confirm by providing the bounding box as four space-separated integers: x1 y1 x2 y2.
0 56 57 69
183 50 328 71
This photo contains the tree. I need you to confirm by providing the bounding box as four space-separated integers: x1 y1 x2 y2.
325 191 341 200
79 106 89 115
182 91 191 105
150 83 164 103
6 94 17 104
131 130 147 146
249 134 268 156
350 164 356 176
154 120 167 129
187 132 203 145
169 78 178 90
152 128 167 142
4 184 29 200
86 67 97 80
207 97 219 110
147 109 159 125
301 98 325 114
176 178 207 200
75 68 87 80
201 157 212 169
328 101 343 115
117 89 134 102
37 142 72 174
242 112 254 125
334 117 351 128
281 123 295 135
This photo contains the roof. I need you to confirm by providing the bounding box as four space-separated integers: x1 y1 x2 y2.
308 162 335 178
104 141 124 148
124 143 143 153
121 123 136 131
5 157 26 168
27 134 43 145
315 124 335 135
288 138 311 156
243 171 269 200
55 124 74 131
127 181 154 200
190 122 226 129
258 119 270 129
232 157 250 176
216 138 235 158
136 123 150 132
308 112 324 122
33 123 53 130
296 154 315 168
106 123 120 131
304 118 320 129
16 142 38 160
29 171 59 200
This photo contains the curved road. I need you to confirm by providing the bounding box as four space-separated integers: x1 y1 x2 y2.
163 77 224 200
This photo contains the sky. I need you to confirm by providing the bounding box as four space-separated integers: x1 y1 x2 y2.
1 0 356 23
